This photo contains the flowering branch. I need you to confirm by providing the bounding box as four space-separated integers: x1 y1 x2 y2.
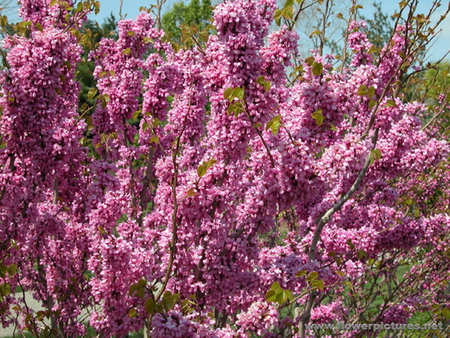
299 128 380 337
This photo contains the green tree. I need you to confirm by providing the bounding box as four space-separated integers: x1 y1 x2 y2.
409 61 450 136
358 2 394 49
162 0 212 42
77 13 118 108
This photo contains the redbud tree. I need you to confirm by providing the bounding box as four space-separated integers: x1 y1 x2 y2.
0 0 449 337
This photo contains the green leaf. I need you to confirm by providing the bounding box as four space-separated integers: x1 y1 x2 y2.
223 87 244 102
257 76 271 92
369 152 375 166
87 88 98 100
306 271 319 282
223 87 234 100
207 158 217 168
128 308 138 318
129 278 146 298
132 110 141 121
368 100 377 109
94 1 100 14
442 307 450 320
101 94 110 109
6 264 17 276
36 310 46 321
122 48 131 55
197 158 217 178
275 290 285 303
143 37 154 44
227 101 244 116
368 86 375 98
35 22 43 32
162 291 179 312
266 114 281 135
309 29 322 37
344 280 354 290
144 298 156 315
197 163 206 178
312 62 323 76
75 2 83 13
234 87 244 101
357 84 368 96
0 15 7 27
274 9 282 26
284 0 294 7
127 31 136 37
312 109 324 127
0 283 11 297
271 281 282 291
199 30 209 43
372 148 382 160
265 282 292 305
284 289 294 302
296 270 307 277
312 279 324 290
357 250 368 260
181 299 195 315
431 304 441 314
282 6 294 20
265 289 277 302
346 239 355 250
186 188 197 196
386 99 397 107
304 56 315 66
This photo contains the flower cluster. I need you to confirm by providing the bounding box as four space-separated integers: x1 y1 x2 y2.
236 301 279 336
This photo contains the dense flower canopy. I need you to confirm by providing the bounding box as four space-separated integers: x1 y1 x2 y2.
0 0 449 337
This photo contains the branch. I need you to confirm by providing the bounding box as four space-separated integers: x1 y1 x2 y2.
155 122 186 303
309 128 379 261
155 0 167 30
154 76 194 302
242 95 276 167
298 128 379 338
318 0 332 57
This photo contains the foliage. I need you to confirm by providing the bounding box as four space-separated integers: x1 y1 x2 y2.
360 1 394 51
161 0 212 43
0 0 449 338
77 13 118 108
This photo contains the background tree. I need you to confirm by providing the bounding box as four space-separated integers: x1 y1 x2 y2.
77 13 118 108
360 2 393 51
161 0 212 42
